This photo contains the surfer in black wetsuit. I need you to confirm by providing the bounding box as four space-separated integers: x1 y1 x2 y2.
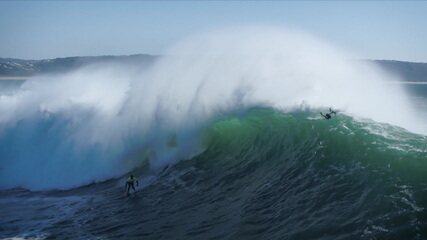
125 174 139 196
320 108 337 120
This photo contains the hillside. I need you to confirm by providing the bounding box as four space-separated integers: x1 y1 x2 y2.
372 60 427 82
0 54 158 77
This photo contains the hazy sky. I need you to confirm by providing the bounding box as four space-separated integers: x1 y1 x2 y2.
1 1 426 61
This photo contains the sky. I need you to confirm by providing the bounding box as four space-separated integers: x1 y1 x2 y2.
0 1 426 62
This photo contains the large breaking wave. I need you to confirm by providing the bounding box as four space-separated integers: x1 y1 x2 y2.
0 27 425 190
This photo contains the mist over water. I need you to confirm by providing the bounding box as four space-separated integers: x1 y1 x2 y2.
0 27 425 190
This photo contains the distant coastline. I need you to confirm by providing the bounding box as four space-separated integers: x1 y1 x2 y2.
1 55 426 83
1 76 426 85
0 54 157 79
387 81 427 85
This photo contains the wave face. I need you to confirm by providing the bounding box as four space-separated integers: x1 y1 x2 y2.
0 27 426 191
3 108 427 239
145 108 426 239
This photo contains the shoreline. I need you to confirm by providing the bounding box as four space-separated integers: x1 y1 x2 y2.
0 76 426 85
387 81 427 85
0 76 32 81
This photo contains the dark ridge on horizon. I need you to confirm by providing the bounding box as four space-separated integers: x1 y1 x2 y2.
0 55 426 82
0 53 160 62
369 60 427 82
0 54 159 77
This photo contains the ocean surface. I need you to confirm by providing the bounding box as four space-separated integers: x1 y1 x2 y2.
0 77 426 240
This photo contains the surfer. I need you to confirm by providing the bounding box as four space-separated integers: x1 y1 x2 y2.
125 174 139 196
320 108 337 120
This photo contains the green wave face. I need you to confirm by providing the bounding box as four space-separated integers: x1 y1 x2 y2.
205 108 426 178
165 108 427 239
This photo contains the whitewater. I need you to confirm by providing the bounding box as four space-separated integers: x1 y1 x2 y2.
1 27 427 239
